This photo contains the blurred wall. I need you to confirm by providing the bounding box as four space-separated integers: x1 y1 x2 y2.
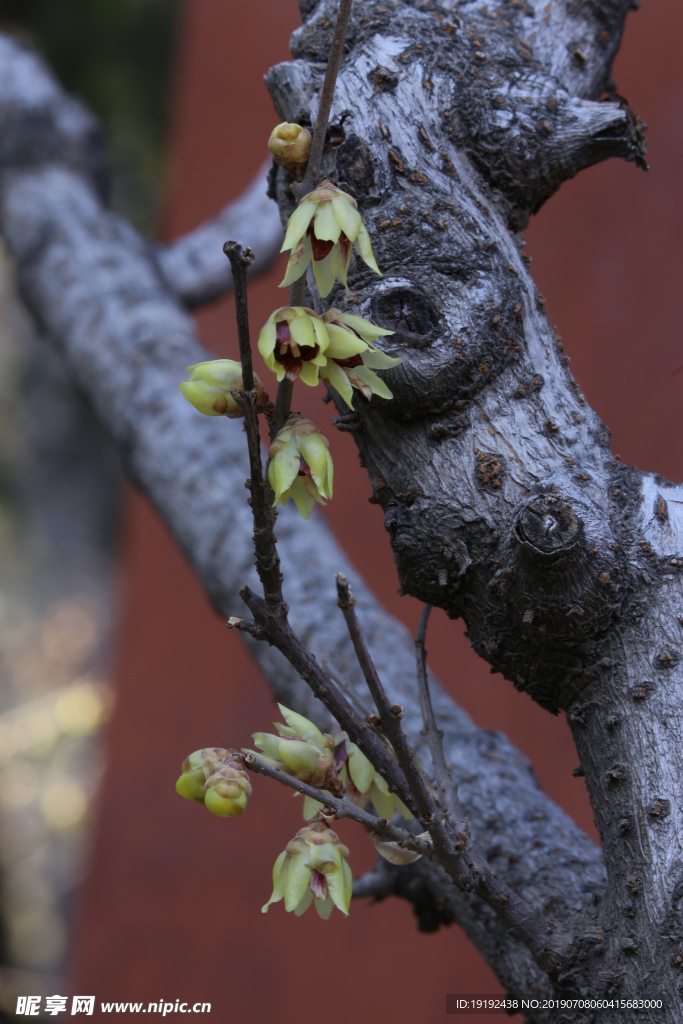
69 0 683 1020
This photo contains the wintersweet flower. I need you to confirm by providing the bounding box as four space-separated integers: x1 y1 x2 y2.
280 179 381 298
262 820 353 919
257 307 329 385
268 122 311 180
176 748 252 818
303 733 411 821
246 704 335 788
320 309 401 407
179 359 269 418
267 415 333 519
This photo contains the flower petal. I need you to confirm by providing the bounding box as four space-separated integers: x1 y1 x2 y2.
354 364 394 400
321 360 354 408
178 381 224 416
290 476 318 518
251 732 283 760
296 433 329 490
278 706 326 748
360 346 402 369
302 794 323 820
311 315 330 354
324 451 334 499
314 893 335 920
354 222 381 275
268 440 300 503
293 888 314 917
336 314 394 341
281 201 316 252
325 323 368 359
288 311 317 349
257 321 278 362
298 359 321 387
261 850 288 913
277 739 323 774
313 200 342 243
346 743 375 794
312 248 338 298
370 775 395 819
331 195 362 242
284 851 311 911
280 234 313 288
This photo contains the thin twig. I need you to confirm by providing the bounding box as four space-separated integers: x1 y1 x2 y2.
335 574 455 862
270 0 354 439
231 588 417 816
243 753 432 854
415 604 462 824
223 241 286 622
293 0 353 202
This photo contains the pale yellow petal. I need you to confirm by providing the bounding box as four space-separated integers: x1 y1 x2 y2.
290 476 318 518
298 360 321 387
325 323 368 359
337 313 394 341
321 360 354 408
312 248 338 298
331 195 362 242
280 235 313 288
312 200 342 243
268 440 300 503
288 311 316 349
354 365 393 400
281 201 316 252
354 222 381 275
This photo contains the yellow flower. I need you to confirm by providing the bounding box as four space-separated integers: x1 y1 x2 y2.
175 748 252 818
280 179 381 298
179 359 269 417
257 307 329 386
246 704 335 788
303 734 411 821
267 415 333 520
262 820 352 919
268 122 311 181
320 309 401 407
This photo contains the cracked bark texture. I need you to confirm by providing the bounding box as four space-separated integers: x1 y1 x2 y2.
265 0 681 1017
0 1 680 1016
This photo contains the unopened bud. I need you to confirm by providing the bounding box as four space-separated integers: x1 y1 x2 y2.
268 122 312 181
176 747 251 817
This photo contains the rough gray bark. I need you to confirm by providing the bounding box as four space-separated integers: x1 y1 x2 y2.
0 2 680 1017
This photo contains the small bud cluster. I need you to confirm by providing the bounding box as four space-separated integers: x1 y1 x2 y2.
175 747 252 817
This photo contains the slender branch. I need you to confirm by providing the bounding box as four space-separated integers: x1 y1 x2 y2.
335 574 457 864
223 241 286 622
269 0 354 440
231 587 417 815
223 241 256 392
242 753 433 853
292 0 353 202
415 604 462 825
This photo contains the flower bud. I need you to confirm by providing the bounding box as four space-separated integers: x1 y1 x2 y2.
262 819 352 918
246 704 335 787
175 747 251 817
179 359 270 418
204 762 252 817
268 122 312 181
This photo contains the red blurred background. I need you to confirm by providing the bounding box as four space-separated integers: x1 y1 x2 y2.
69 1 683 1019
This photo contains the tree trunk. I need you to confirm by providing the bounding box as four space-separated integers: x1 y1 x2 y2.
265 0 681 1017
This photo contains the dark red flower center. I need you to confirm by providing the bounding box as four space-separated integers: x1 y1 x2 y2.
310 869 328 901
274 322 319 382
297 457 312 478
334 354 364 369
309 224 351 265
